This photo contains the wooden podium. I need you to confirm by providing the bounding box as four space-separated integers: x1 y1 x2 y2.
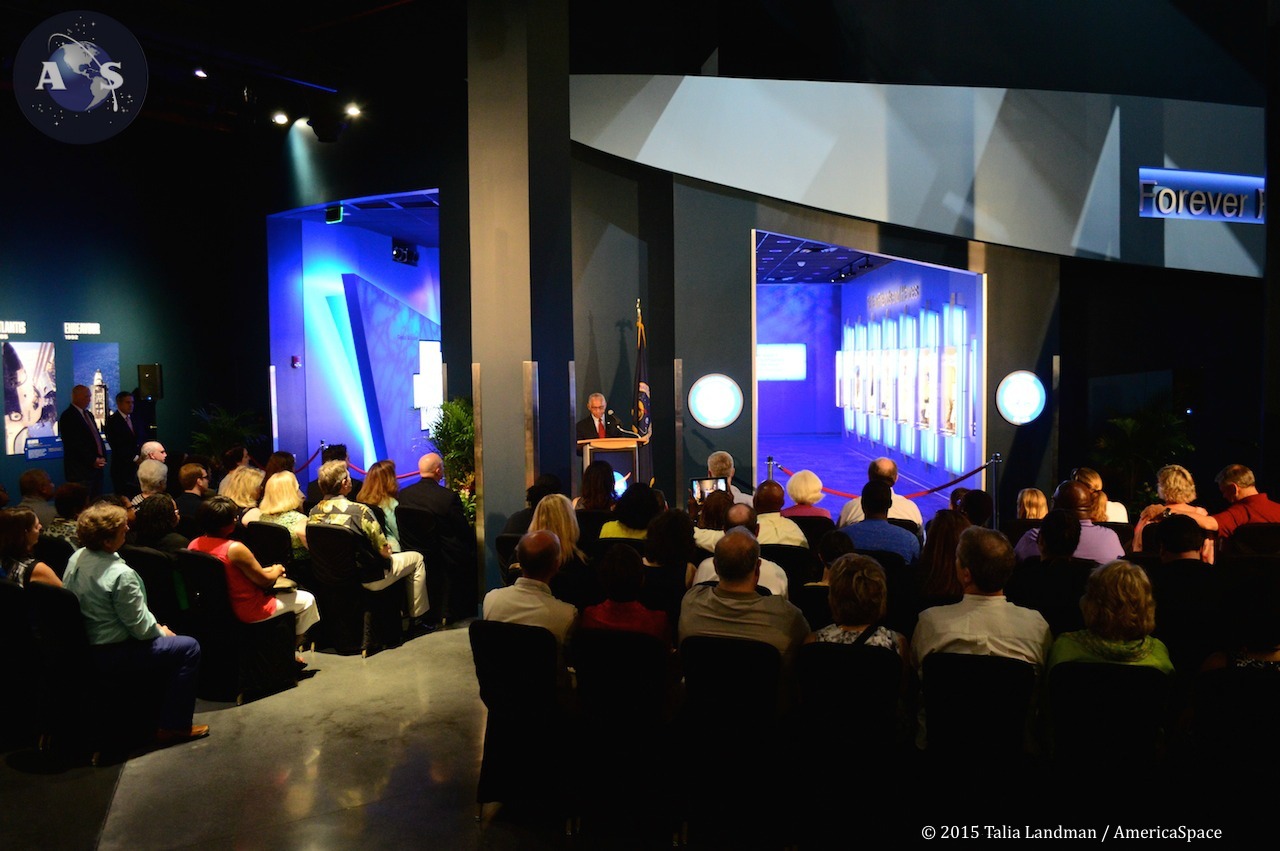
578 436 647 481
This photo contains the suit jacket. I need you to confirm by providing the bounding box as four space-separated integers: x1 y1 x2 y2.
398 478 474 567
575 415 622 454
58 404 104 484
104 410 141 491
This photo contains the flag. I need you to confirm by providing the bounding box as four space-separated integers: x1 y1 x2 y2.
633 300 651 438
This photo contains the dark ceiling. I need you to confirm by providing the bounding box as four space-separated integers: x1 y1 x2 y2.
755 232 893 285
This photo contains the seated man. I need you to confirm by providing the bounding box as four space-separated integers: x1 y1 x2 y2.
482 529 578 654
690 505 790 597
16 468 56 526
679 528 810 659
308 460 429 627
1143 463 1280 543
753 480 808 548
912 526 1053 675
1013 480 1123 564
837 457 924 529
175 462 210 524
708 450 753 506
305 444 362 505
840 480 921 564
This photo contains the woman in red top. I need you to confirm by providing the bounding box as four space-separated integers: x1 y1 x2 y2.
188 496 320 647
581 543 669 646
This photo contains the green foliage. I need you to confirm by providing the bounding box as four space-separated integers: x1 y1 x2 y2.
1091 401 1195 505
430 397 476 524
189 405 267 465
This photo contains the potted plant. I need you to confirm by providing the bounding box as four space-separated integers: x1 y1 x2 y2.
430 397 476 524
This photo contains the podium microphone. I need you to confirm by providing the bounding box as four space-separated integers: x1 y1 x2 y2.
608 410 640 438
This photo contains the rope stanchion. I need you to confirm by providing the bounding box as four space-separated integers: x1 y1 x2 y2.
344 463 422 481
777 461 991 502
292 444 325 475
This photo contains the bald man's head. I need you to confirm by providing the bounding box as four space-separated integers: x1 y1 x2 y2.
418 453 444 480
725 503 758 535
516 529 562 581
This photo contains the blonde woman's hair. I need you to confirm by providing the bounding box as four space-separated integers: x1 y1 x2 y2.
221 465 266 509
1156 465 1196 505
77 502 128 551
1081 560 1156 642
785 469 825 506
1016 487 1048 520
528 493 584 566
259 471 304 515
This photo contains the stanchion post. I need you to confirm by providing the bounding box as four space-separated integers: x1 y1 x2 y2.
989 452 1003 529
766 456 776 481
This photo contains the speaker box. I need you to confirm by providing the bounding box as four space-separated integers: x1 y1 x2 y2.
137 363 163 400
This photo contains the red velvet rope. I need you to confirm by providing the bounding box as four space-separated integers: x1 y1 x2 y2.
777 461 991 500
292 444 324 475
297 445 419 480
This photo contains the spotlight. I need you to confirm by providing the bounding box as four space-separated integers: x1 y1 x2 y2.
345 103 361 117
193 67 207 78
272 111 289 125
391 240 418 266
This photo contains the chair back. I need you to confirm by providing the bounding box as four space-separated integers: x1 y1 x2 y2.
172 548 241 699
119 545 185 632
307 522 386 585
795 641 903 757
590 536 646 562
760 543 823 588
790 583 833 631
1000 518 1042 549
921 652 1036 757
1048 661 1172 768
887 517 923 542
1099 521 1135 553
789 515 836 550
240 521 294 570
0 580 38 740
306 522 401 655
853 548 907 573
1224 522 1280 556
678 635 783 728
495 532 521 572
394 504 438 555
575 509 612 547
1192 664 1280 771
33 535 74 578
573 628 670 721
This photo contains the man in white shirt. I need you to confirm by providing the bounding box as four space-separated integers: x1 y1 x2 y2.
753 479 808 547
482 529 577 651
690 510 789 598
837 457 924 529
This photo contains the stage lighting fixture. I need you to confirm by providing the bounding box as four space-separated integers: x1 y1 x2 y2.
391 240 419 266
325 205 344 224
193 67 207 78
272 111 289 125
345 103 361 117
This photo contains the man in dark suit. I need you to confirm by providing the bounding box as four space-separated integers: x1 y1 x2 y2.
58 384 107 497
398 452 476 623
575 392 622 453
105 391 142 497
305 443 362 506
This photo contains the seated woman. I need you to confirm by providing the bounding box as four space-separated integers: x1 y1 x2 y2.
1017 487 1048 520
639 508 699 631
219 465 266 525
61 501 207 742
1072 466 1129 523
574 459 617 512
256 451 297 503
257 471 310 561
1048 560 1174 674
356 460 402 551
1133 464 1209 555
0 506 62 587
526 493 598 609
781 469 830 519
46 482 89 549
189 496 320 649
792 530 856 631
806 553 907 657
599 482 661 540
581 543 670 646
131 494 189 553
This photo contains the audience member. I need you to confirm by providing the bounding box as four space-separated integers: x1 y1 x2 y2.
1013 480 1124 564
257 471 310 560
791 531 858 631
679 528 810 659
840 480 921 564
16 468 56 525
528 494 598 610
1071 466 1128 523
1144 514 1223 674
356 459 403 550
1132 464 1207 554
46 482 89 548
575 460 617 511
131 459 169 510
305 444 361 504
960 489 994 528
752 479 808 547
0 506 61 587
62 501 207 743
1017 488 1048 520
806 554 906 656
217 444 251 494
219 465 265 524
916 509 971 605
690 506 790 597
501 473 563 536
1048 560 1172 674
483 529 577 657
781 469 830 519
599 481 661 540
190 496 318 649
397 452 475 621
639 508 699 631
131 494 189 553
257 451 297 502
175 462 210 526
692 488 734 553
707 450 753 506
837 457 924 529
310 460 429 626
581 543 670 645
912 526 1052 675
1004 509 1094 635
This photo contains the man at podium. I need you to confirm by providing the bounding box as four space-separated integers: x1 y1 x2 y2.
575 392 622 453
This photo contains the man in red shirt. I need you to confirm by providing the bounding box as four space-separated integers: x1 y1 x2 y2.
1155 464 1280 539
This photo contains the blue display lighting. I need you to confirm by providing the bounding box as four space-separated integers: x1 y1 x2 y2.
1138 168 1265 224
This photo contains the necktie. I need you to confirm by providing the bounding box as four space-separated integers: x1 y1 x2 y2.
597 418 605 439
83 409 104 455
